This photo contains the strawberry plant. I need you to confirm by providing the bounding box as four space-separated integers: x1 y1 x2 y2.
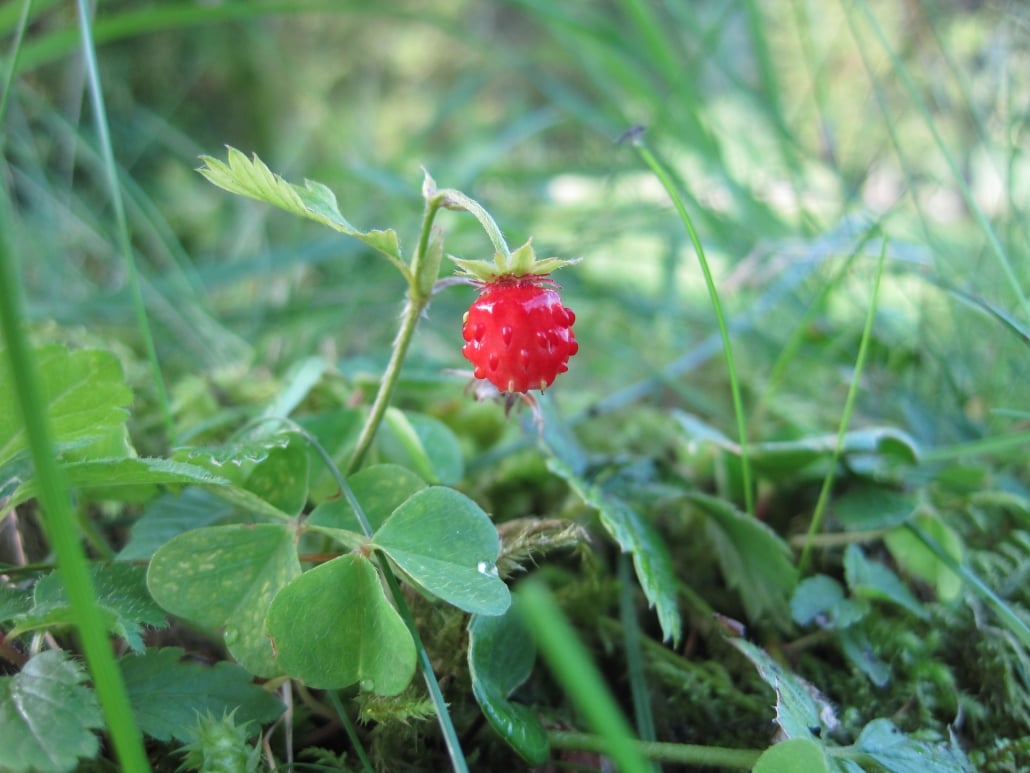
2 3 1028 772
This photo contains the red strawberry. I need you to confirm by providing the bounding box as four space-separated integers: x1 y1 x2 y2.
461 275 577 394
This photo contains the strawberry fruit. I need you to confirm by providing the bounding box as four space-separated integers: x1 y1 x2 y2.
452 239 580 395
462 275 578 394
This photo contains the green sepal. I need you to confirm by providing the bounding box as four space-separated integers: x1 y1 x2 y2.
449 239 580 282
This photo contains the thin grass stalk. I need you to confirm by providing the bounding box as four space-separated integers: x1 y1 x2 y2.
0 0 32 130
904 523 1030 649
548 731 762 769
754 216 885 425
632 138 755 516
519 579 652 773
325 690 376 773
0 191 150 770
798 237 888 575
846 0 1028 321
75 0 175 445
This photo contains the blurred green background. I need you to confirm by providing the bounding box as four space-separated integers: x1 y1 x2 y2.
5 0 1028 447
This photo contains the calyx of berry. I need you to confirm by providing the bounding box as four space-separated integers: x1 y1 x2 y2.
449 239 580 282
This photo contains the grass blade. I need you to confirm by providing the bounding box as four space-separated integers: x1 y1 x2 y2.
0 193 150 770
76 0 175 445
799 236 888 574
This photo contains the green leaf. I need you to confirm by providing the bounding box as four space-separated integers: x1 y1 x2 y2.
0 650 102 773
835 487 917 531
884 515 964 601
117 488 235 561
688 492 798 626
753 738 830 773
547 456 681 644
5 457 231 513
147 523 301 676
373 487 510 616
730 638 837 740
308 463 426 533
853 718 975 772
843 545 927 619
379 409 464 486
468 604 549 765
198 148 405 268
120 647 284 743
674 414 919 478
11 563 167 653
0 345 132 470
266 553 416 695
297 409 365 502
790 575 866 629
839 627 891 688
241 440 310 516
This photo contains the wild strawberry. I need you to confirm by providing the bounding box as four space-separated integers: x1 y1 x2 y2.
452 240 580 395
462 275 578 394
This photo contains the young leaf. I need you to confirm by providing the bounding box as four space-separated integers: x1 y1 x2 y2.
197 148 406 271
547 456 681 645
0 345 132 470
852 718 976 773
147 523 301 677
308 463 426 533
688 492 798 627
120 647 284 743
0 650 102 773
730 638 838 740
12 563 167 653
468 605 549 764
373 487 510 616
266 553 416 695
753 738 830 773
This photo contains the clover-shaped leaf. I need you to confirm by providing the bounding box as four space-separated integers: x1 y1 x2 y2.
373 487 510 616
147 523 300 677
266 553 415 695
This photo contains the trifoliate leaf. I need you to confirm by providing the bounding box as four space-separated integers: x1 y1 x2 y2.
308 463 426 534
0 650 102 773
120 647 284 742
266 553 416 695
373 487 510 616
12 563 167 653
147 523 301 676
